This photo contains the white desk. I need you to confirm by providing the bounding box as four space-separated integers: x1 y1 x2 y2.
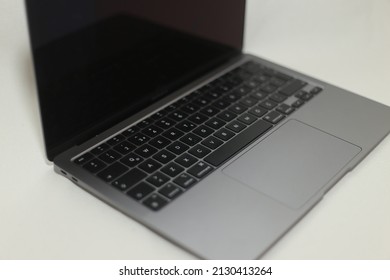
1 0 389 259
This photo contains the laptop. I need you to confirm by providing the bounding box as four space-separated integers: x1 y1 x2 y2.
25 0 390 259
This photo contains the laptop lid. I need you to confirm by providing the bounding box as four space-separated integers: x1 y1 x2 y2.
25 0 246 161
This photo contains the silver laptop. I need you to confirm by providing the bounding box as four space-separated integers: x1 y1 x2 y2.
25 0 390 259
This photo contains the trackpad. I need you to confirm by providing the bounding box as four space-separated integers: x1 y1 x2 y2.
223 120 361 209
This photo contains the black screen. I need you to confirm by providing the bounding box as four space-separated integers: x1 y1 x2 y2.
26 0 245 160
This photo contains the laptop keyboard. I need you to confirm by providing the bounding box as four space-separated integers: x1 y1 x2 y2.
73 60 322 211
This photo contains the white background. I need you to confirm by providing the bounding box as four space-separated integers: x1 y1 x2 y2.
0 0 389 259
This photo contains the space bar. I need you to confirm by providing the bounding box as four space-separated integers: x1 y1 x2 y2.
204 120 272 166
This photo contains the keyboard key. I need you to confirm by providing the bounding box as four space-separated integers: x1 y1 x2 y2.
193 97 211 107
91 143 109 156
128 133 150 146
310 86 322 95
248 106 268 117
127 182 154 200
226 120 247 133
200 106 220 117
136 118 153 129
260 84 277 94
188 113 208 124
292 99 305 108
205 120 272 166
188 162 214 179
161 162 184 177
250 90 267 100
189 144 212 158
175 153 197 168
269 92 287 103
237 113 257 125
181 103 200 114
120 153 143 167
279 79 307 96
121 126 139 138
212 99 231 110
155 118 177 129
173 173 197 189
217 111 237 122
276 104 295 115
205 118 226 130
83 158 107 173
149 135 170 149
113 141 136 155
153 150 176 164
167 141 189 155
193 125 214 138
228 104 247 114
169 110 188 122
159 183 183 199
99 149 122 164
180 133 202 146
142 125 163 138
97 162 128 182
239 97 257 107
143 193 168 211
147 172 170 187
139 158 162 173
214 128 235 141
163 128 184 141
134 144 157 158
107 134 125 146
263 111 285 124
201 136 223 150
259 100 277 110
74 152 93 165
176 120 196 132
112 168 147 191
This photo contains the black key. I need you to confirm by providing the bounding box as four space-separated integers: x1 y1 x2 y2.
121 126 139 138
151 109 167 120
280 79 307 96
169 110 188 122
127 182 154 200
149 135 170 149
188 113 208 124
301 92 314 101
237 113 257 125
205 118 226 130
259 99 277 110
193 125 214 138
97 162 128 182
239 97 258 107
201 136 223 150
142 125 163 138
173 173 197 189
159 183 183 199
204 120 272 166
175 153 198 168
212 99 231 110
161 162 184 177
114 141 136 155
245 79 262 88
263 111 285 124
310 86 322 94
276 104 295 115
217 110 237 122
235 85 252 95
176 120 196 132
167 141 190 155
91 143 110 156
83 158 107 173
147 172 170 187
250 90 267 100
228 104 247 114
292 99 305 108
248 106 268 117
224 92 242 102
189 144 211 158
155 118 177 129
139 158 162 173
163 128 184 141
143 193 168 211
134 144 157 158
136 118 153 129
182 103 200 114
74 153 93 165
153 150 176 164
214 128 235 141
180 133 202 146
99 149 122 164
107 134 125 146
261 84 278 94
269 92 287 103
188 161 214 179
193 97 211 107
112 168 147 191
128 133 150 146
226 120 247 133
200 106 220 117
120 153 143 167
270 77 287 87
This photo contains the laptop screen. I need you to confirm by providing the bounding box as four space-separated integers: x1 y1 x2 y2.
26 0 246 160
